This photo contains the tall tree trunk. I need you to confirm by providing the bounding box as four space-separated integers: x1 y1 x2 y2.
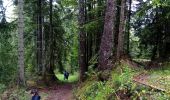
18 0 25 86
84 0 88 68
78 0 87 81
43 0 57 85
116 0 126 60
114 0 121 53
37 0 43 75
45 0 57 82
151 44 158 60
49 0 54 70
96 0 104 54
42 15 46 78
151 9 159 61
126 0 132 54
87 0 93 65
98 0 115 70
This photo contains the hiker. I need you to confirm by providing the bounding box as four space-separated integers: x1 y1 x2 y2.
31 89 41 100
64 70 69 80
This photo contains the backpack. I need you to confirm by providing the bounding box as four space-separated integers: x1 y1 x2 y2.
32 95 41 100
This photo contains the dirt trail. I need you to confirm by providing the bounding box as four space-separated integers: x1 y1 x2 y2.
40 84 74 100
133 72 149 83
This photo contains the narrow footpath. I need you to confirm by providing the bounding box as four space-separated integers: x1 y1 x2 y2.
40 84 74 100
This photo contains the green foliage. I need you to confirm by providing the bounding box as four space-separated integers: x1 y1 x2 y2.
61 0 77 7
0 22 17 84
74 62 135 100
86 54 98 76
132 0 170 59
59 1 79 72
1 87 49 100
82 81 115 100
129 31 153 59
0 83 6 93
8 88 30 100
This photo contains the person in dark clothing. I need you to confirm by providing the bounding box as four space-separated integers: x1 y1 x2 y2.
31 89 41 100
66 71 69 79
64 70 69 80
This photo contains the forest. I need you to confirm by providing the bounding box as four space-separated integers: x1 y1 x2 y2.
0 0 170 99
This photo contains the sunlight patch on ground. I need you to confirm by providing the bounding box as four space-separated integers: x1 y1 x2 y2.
148 74 170 92
55 72 79 83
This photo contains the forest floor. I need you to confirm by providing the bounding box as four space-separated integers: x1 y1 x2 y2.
38 73 79 100
122 59 170 92
40 83 75 100
133 61 170 92
133 71 170 92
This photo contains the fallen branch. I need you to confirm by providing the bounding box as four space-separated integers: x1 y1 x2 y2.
133 78 166 92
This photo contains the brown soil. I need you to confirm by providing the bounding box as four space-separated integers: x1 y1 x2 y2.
40 84 74 100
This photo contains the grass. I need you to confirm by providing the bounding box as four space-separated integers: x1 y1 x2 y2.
147 62 170 92
55 72 79 83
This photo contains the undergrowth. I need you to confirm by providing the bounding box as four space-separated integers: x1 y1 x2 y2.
0 87 30 100
74 61 170 100
0 87 49 100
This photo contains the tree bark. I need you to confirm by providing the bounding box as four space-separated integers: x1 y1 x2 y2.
116 0 126 60
50 0 55 78
98 0 116 70
78 0 87 81
87 0 93 65
126 0 132 54
96 0 104 54
44 0 58 83
114 0 121 53
49 0 54 69
18 0 25 86
37 0 43 75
